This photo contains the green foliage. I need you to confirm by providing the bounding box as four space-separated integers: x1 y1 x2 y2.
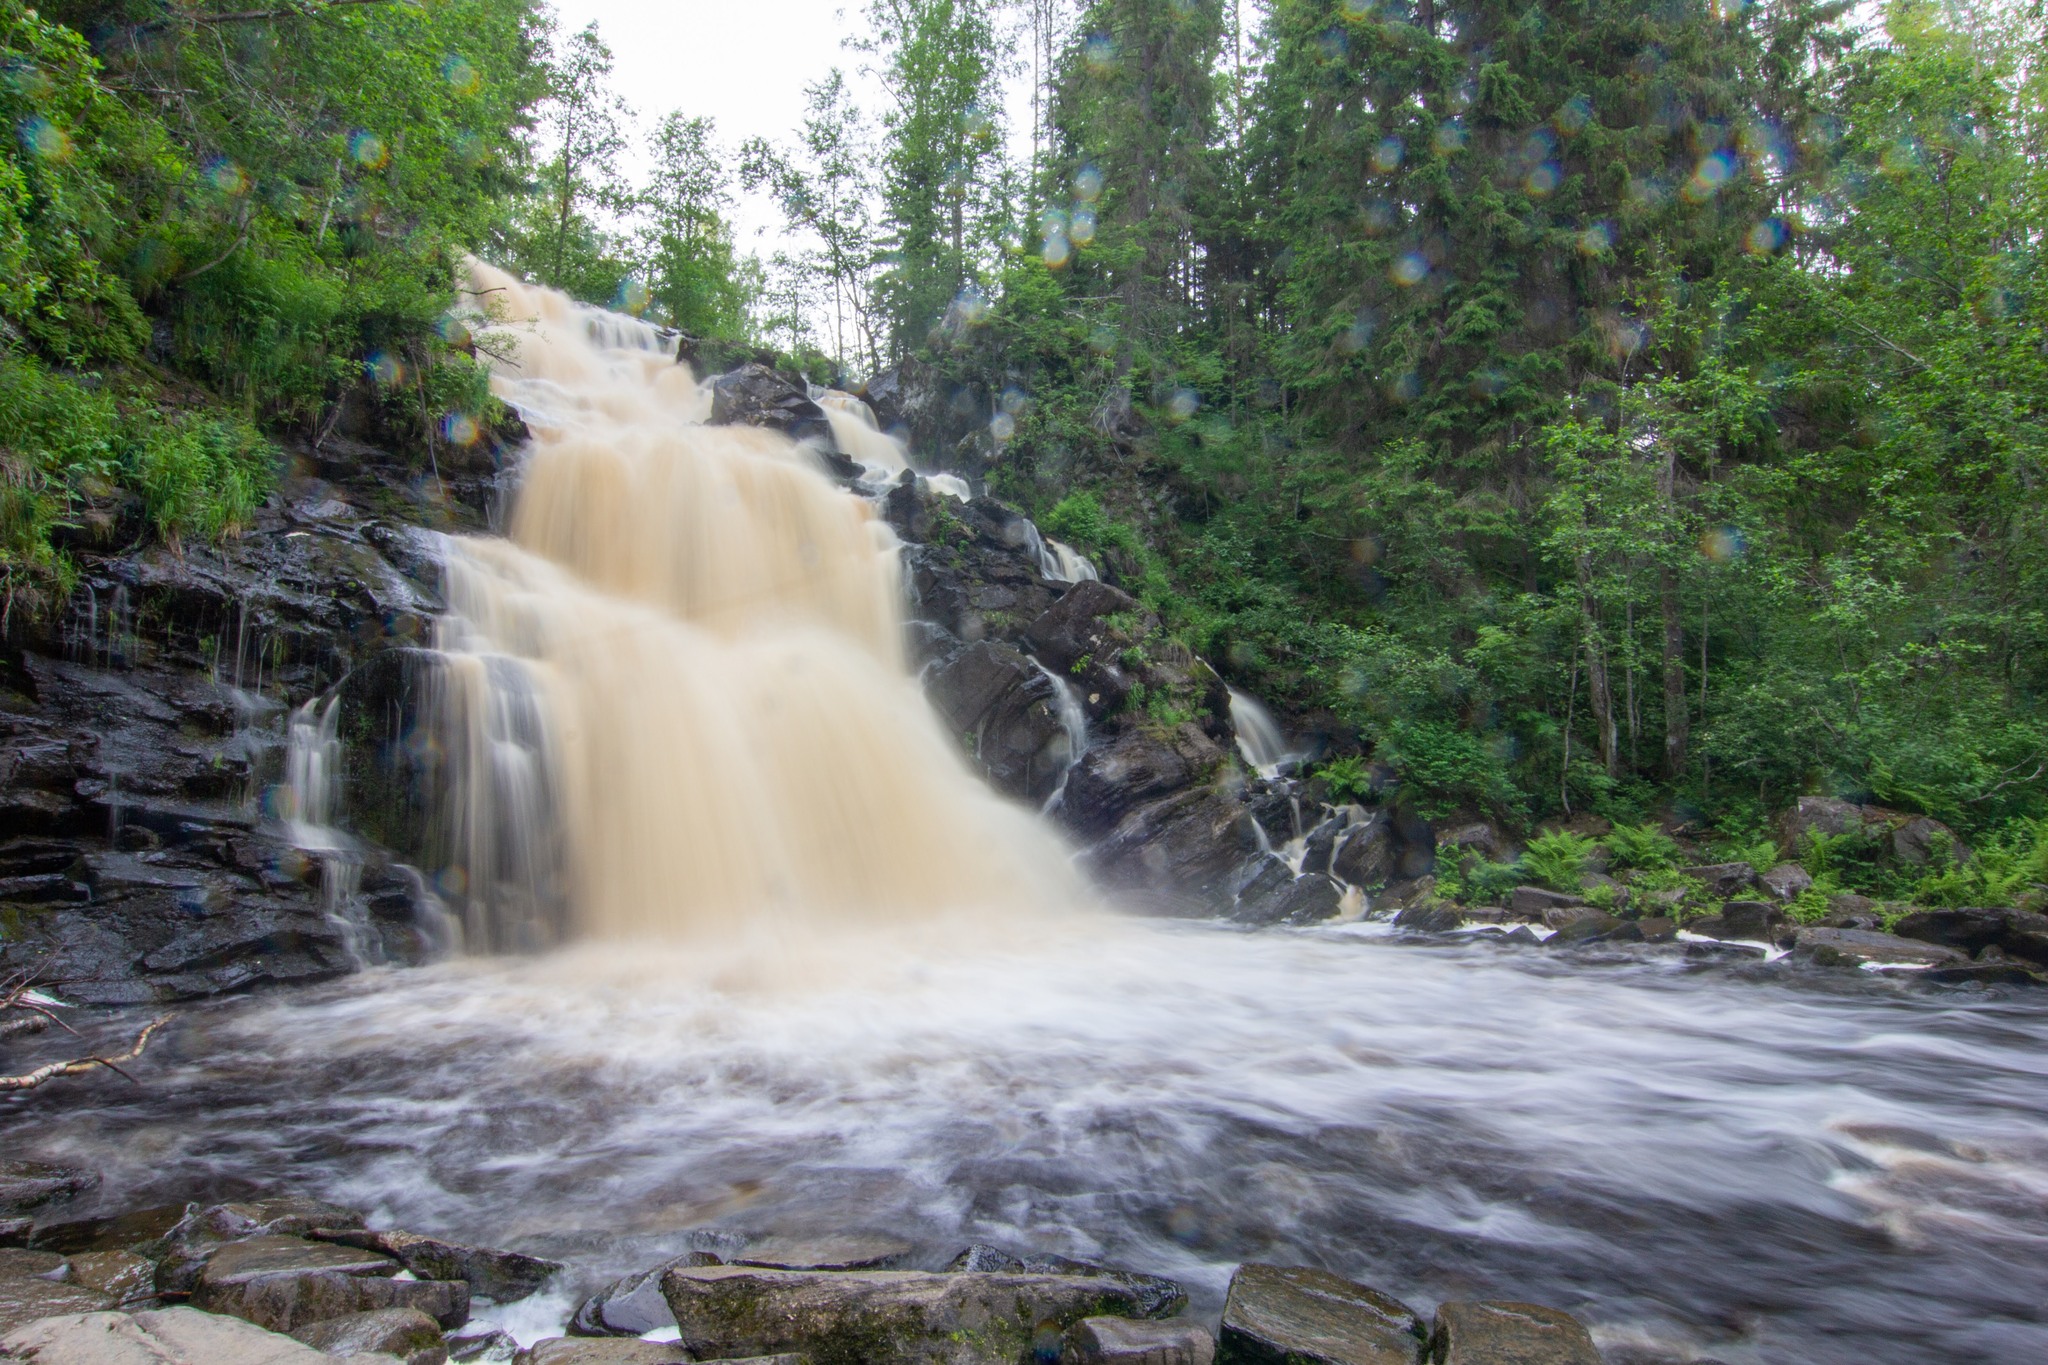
1909 819 2048 910
1722 836 1783 878
1315 755 1374 804
1438 855 1526 907
1603 822 1681 872
1523 830 1598 894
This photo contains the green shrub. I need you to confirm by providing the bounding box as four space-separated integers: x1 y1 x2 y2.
1603 821 1680 871
1316 755 1374 804
1523 829 1598 893
1909 818 2047 909
124 413 274 542
1436 854 1525 906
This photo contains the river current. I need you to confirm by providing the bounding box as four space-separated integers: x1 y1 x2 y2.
12 921 2047 1363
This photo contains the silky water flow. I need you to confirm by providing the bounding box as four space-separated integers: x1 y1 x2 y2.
16 269 2048 1365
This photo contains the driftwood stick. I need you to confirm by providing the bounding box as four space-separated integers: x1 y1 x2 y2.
0 1016 171 1093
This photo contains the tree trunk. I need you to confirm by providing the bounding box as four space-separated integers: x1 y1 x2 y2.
1661 565 1688 779
1578 562 1620 779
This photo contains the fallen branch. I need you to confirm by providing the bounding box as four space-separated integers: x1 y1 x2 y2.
0 1016 170 1093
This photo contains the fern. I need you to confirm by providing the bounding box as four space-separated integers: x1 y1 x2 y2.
1316 756 1374 804
1603 821 1679 871
1523 829 1597 893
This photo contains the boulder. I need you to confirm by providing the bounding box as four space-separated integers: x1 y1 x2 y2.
447 1328 521 1362
1 1306 353 1364
660 1264 1156 1365
570 1253 720 1337
707 364 836 450
293 1307 446 1364
195 1268 469 1335
1892 816 1967 867
67 1249 157 1304
1820 894 1883 930
192 1236 398 1291
0 1163 98 1217
953 1254 1186 1321
1024 581 1148 720
1214 1263 1423 1365
0 1275 116 1332
1778 795 1884 850
1233 870 1345 928
1924 961 2048 987
1890 907 2048 968
513 1345 694 1365
1081 786 1263 914
1689 901 1789 945
1299 816 1348 876
1508 887 1584 920
1435 822 1509 866
1059 728 1225 841
923 642 1075 802
1392 902 1463 933
1546 913 1636 947
1428 1300 1602 1365
0 1248 67 1279
1681 863 1758 899
309 1229 560 1302
1758 863 1813 902
1331 816 1399 892
1064 1316 1216 1365
734 1233 914 1272
1788 927 1969 969
1636 917 1678 944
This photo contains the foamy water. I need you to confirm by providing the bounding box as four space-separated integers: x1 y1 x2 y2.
12 923 2047 1363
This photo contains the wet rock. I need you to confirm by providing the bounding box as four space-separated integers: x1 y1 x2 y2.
0 1221 32 1250
1234 867 1345 928
1435 822 1509 866
944 1244 1021 1273
30 1204 190 1256
2 1306 346 1363
1788 927 1969 969
1215 1263 1423 1365
517 1342 694 1365
1429 1300 1602 1365
66 1250 156 1305
1546 913 1635 946
1891 907 2048 968
193 1236 398 1291
0 1162 99 1216
1636 917 1678 944
1684 940 1768 963
660 1264 1155 1365
1758 863 1813 902
1299 816 1347 877
1681 863 1758 900
447 1327 522 1362
734 1232 914 1271
1004 1256 1185 1321
310 1229 560 1302
1331 816 1398 891
707 364 836 450
1509 887 1584 919
1393 902 1463 933
1060 728 1225 841
1025 581 1148 721
293 1307 447 1364
197 1270 469 1335
1689 901 1789 945
1082 786 1263 914
0 1276 116 1332
0 1248 67 1279
1924 961 2048 987
923 642 1074 802
569 1252 720 1337
1064 1316 1216 1365
1819 894 1883 931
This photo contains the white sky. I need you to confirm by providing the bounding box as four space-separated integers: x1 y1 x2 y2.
547 0 1040 260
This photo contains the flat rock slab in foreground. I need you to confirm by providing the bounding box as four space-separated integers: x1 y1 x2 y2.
1430 1300 1603 1364
310 1228 562 1301
0 1306 395 1363
661 1264 1154 1365
1065 1315 1216 1364
1215 1263 1424 1365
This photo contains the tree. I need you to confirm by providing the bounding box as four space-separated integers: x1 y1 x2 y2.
639 113 753 337
528 21 632 297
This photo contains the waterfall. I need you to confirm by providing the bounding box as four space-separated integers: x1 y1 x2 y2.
814 388 972 503
416 262 1085 946
1228 687 1299 777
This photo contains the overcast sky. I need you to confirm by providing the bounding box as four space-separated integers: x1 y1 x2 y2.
547 0 1038 257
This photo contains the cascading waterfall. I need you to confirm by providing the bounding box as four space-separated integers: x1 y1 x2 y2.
418 262 1087 946
1227 687 1299 777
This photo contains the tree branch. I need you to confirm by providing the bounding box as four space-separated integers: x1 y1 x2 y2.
0 1016 170 1093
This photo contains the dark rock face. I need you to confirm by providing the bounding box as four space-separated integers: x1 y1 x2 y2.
1061 728 1226 841
1788 927 1969 968
572 1252 721 1337
707 363 836 450
1690 901 1790 945
923 642 1074 802
659 1264 1155 1365
1080 786 1263 915
310 1227 561 1302
0 1163 98 1217
1025 580 1152 723
1331 814 1398 891
1393 902 1463 933
1508 886 1584 919
1214 1263 1423 1365
1235 870 1345 927
883 486 1061 649
1893 907 2048 968
1429 1300 1603 1365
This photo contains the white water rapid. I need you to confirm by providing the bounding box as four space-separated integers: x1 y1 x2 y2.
25 271 2043 1365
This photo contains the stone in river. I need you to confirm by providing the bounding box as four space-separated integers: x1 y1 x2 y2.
0 1275 115 1333
570 1252 721 1336
1787 927 1968 969
1508 886 1584 920
1214 1263 1424 1365
67 1249 158 1304
1429 1300 1603 1365
731 1232 914 1271
448 1327 522 1362
0 1247 67 1280
1064 1314 1217 1364
196 1266 469 1334
1392 902 1463 934
311 1228 562 1302
661 1264 1153 1365
196 1235 400 1289
2 1306 347 1363
0 1161 98 1216
516 1339 694 1364
293 1306 448 1364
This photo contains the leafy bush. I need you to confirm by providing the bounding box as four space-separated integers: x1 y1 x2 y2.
1603 821 1680 871
1436 854 1525 906
1720 836 1782 877
1523 829 1598 893
1315 755 1374 804
1909 818 2048 909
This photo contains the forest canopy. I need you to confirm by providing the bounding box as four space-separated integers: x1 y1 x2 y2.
2 0 2042 850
